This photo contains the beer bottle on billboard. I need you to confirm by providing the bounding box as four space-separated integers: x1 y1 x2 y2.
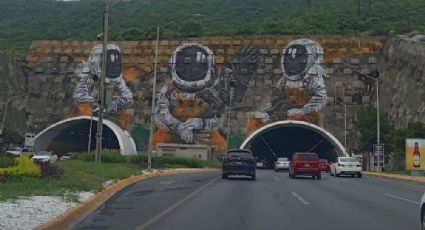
413 142 420 168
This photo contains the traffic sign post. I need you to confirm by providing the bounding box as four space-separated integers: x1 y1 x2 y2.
373 144 384 171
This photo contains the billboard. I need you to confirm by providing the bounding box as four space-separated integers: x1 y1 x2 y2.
406 138 425 170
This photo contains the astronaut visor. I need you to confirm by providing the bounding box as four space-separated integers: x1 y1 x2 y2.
106 49 122 78
175 46 210 82
283 44 309 76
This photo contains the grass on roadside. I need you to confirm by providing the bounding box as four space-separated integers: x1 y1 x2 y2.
0 160 140 202
0 152 221 202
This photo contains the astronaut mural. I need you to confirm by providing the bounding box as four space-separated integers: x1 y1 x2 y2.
73 44 133 125
248 38 327 132
153 43 259 150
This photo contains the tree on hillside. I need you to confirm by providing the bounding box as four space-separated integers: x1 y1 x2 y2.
178 18 203 37
118 27 145 41
356 105 393 151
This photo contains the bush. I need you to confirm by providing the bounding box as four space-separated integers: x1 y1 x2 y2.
74 151 220 168
74 151 141 164
0 155 16 168
0 156 41 177
35 162 63 178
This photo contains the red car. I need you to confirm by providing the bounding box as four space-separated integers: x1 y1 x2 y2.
289 152 321 179
319 159 330 172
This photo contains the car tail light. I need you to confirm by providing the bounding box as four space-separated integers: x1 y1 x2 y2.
338 163 345 167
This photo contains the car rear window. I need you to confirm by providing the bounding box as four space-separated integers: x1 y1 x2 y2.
340 157 358 162
320 159 328 163
228 151 252 158
277 157 288 162
296 154 318 161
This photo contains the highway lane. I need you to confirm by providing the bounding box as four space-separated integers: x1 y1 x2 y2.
74 170 424 230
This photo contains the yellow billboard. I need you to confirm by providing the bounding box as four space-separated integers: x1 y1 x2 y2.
406 139 425 170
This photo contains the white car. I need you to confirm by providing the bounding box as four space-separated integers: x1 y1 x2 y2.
275 157 290 172
330 157 362 178
32 151 58 164
421 192 425 230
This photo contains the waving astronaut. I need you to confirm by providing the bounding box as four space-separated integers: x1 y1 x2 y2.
153 44 227 150
251 38 327 129
73 44 133 114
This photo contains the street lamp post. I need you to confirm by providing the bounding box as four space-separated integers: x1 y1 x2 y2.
95 0 109 163
354 70 380 171
225 86 234 154
147 14 203 171
334 91 347 152
87 102 94 155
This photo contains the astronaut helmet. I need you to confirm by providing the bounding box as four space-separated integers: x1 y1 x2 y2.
88 44 123 79
171 43 214 92
281 38 324 81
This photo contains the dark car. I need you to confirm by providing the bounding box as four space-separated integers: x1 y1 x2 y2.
289 152 321 179
222 149 256 180
319 159 331 172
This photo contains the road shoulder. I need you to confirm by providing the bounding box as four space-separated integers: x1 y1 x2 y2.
34 168 219 230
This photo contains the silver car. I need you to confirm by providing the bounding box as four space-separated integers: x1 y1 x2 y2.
32 151 58 164
275 157 290 172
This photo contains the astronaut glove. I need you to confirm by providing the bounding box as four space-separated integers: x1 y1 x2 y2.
107 102 119 114
177 123 194 143
287 108 305 117
182 118 204 130
261 113 271 123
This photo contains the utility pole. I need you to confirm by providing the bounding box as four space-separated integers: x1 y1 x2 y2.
87 102 94 155
147 25 160 172
354 70 380 171
225 87 234 154
95 0 109 163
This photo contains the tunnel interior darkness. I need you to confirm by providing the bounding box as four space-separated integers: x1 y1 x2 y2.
244 125 342 167
45 120 120 155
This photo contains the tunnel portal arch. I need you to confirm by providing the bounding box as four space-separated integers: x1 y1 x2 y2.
240 120 347 165
34 116 137 155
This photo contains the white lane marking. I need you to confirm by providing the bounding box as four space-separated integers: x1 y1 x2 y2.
291 191 309 205
330 179 340 183
384 193 420 205
273 176 280 181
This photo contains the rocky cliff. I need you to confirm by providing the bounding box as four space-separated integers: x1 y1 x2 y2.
379 35 425 128
0 52 28 134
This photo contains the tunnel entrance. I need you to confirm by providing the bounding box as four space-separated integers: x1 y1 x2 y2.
240 120 347 168
34 116 137 156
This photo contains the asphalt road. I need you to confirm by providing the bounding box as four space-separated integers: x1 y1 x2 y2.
74 170 424 230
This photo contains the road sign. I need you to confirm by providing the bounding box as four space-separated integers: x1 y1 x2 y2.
373 144 384 167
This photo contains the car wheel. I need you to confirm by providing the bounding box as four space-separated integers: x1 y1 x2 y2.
291 173 296 179
222 174 228 179
421 207 425 230
275 169 278 172
357 173 362 178
288 172 292 178
251 175 256 181
335 169 340 177
317 174 321 180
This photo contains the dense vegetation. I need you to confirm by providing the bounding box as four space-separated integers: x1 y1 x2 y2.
1 0 424 56
356 105 425 160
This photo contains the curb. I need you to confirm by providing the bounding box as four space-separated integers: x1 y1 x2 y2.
363 171 425 183
34 168 220 230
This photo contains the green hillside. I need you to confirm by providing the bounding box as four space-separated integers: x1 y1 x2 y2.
1 0 424 56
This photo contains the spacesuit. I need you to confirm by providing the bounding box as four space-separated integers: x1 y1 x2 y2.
249 38 327 132
153 44 227 150
73 44 133 114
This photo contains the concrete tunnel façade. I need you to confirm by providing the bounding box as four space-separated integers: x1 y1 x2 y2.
240 120 348 167
34 116 137 156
